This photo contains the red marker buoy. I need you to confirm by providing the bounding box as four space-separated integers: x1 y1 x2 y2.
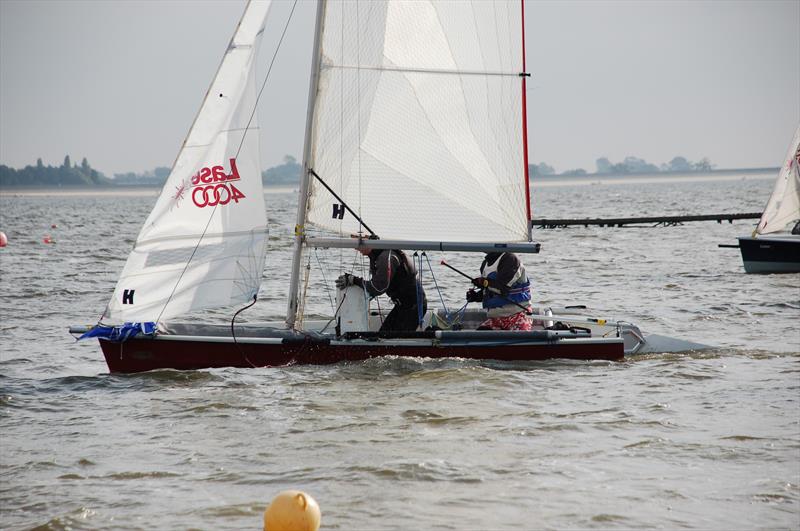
43 236 55 244
51 224 58 229
0 231 7 247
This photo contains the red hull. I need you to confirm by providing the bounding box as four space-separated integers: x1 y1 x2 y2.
99 337 624 373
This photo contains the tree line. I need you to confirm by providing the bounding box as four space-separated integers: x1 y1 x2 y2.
0 153 728 188
530 156 715 177
0 155 303 187
0 156 110 187
112 156 302 185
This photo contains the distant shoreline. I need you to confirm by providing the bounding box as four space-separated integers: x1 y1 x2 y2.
0 167 780 195
532 171 775 188
0 168 776 196
533 166 778 180
0 184 298 197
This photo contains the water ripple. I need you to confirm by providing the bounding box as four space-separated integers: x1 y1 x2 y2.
2 183 799 530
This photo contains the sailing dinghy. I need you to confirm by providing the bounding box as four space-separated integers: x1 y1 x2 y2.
730 125 800 273
71 0 704 373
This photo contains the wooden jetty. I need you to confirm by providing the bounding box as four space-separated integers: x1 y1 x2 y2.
531 212 761 229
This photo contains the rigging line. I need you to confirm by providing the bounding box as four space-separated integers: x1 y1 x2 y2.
155 3 297 324
154 197 220 324
319 316 336 334
298 256 312 328
452 301 469 328
350 247 362 276
351 248 364 298
345 237 369 326
231 294 259 368
416 253 425 328
446 300 468 324
414 252 423 328
309 169 378 237
325 64 526 78
313 247 336 315
235 0 299 158
375 295 383 327
422 252 450 318
324 282 351 336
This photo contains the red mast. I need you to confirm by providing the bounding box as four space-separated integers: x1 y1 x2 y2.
520 0 532 239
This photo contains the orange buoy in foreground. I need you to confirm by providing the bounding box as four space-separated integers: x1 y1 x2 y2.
264 490 320 531
43 235 55 244
0 231 7 247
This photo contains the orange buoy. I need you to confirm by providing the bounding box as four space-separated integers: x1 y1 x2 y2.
0 231 7 247
264 490 320 531
43 235 55 244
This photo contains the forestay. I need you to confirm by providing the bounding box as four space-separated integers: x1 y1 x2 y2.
104 0 272 324
756 124 800 235
305 0 527 242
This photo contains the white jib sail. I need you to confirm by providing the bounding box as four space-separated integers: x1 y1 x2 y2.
104 0 272 324
756 124 800 236
305 0 527 242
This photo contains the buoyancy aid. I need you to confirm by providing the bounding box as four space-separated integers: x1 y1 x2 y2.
480 253 531 310
368 249 420 305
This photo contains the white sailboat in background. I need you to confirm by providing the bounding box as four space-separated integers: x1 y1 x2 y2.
734 125 800 273
72 0 703 373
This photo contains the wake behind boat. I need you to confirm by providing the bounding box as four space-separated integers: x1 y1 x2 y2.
72 0 706 373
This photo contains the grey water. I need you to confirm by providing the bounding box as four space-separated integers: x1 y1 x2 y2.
1 173 798 530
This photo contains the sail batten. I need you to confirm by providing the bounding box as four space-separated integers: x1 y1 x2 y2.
323 64 523 77
104 0 273 324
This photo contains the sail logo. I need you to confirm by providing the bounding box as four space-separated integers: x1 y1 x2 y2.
190 158 246 208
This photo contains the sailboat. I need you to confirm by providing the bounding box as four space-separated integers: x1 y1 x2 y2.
731 125 800 273
71 0 701 373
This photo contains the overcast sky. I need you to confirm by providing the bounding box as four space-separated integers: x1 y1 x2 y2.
1 0 798 176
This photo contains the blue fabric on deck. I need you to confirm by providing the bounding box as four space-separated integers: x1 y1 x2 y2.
79 322 156 342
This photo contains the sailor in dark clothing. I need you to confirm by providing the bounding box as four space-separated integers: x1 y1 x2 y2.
335 247 427 332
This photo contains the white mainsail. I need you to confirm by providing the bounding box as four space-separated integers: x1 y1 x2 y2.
104 0 273 324
756 124 800 236
304 0 528 242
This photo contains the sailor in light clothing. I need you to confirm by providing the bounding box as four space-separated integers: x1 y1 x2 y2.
466 252 532 331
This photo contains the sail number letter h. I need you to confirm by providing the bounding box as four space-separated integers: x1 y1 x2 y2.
122 289 135 305
332 203 345 219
